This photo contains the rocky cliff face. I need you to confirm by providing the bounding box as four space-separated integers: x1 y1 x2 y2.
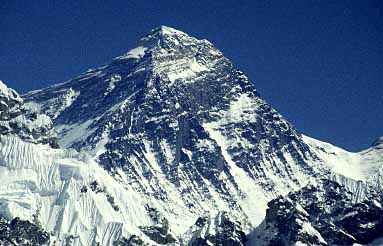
0 81 58 148
250 178 383 245
24 26 328 232
0 216 50 246
185 212 247 246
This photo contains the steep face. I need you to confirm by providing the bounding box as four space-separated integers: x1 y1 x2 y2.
0 81 162 245
0 81 58 148
0 216 50 246
304 135 383 190
25 26 328 230
0 84 157 246
184 212 247 246
250 179 383 245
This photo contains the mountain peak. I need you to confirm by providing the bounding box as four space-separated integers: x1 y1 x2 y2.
0 80 10 97
137 25 201 49
142 25 189 42
113 26 199 61
0 80 22 103
114 26 222 66
152 25 187 36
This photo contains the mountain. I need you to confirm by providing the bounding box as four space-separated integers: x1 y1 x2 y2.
24 25 328 232
0 26 382 245
0 80 160 245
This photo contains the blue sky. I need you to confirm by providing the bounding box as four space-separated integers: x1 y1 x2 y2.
1 0 382 151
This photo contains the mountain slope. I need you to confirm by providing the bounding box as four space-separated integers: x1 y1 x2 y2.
24 26 329 231
0 81 162 245
304 135 383 182
249 178 383 245
0 26 380 245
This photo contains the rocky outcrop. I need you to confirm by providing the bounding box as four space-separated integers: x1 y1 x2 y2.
186 212 247 246
251 179 383 245
0 81 58 148
253 197 327 246
0 216 50 246
112 235 146 246
139 206 177 244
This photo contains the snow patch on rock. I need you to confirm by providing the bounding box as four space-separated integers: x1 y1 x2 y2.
115 46 147 60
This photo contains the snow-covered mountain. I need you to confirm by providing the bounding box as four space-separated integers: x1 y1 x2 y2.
0 26 382 245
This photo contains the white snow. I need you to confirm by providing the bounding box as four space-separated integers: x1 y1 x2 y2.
162 58 208 83
11 114 52 133
195 139 215 153
203 120 268 227
7 24 383 246
0 80 9 96
0 135 153 246
56 119 97 148
158 26 187 36
115 46 147 60
92 131 110 160
224 92 260 123
301 221 327 245
160 139 175 164
182 148 193 160
200 92 316 227
303 135 382 181
0 80 22 103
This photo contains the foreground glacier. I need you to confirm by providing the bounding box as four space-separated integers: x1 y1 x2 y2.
0 26 382 245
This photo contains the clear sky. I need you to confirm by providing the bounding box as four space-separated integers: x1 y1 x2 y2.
1 0 382 151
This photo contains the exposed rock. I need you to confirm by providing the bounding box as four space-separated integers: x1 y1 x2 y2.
0 80 58 148
255 196 327 246
139 206 177 244
112 235 146 246
0 216 50 246
251 179 383 245
187 212 247 246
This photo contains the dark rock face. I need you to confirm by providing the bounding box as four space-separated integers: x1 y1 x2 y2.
112 236 146 246
139 206 177 244
139 225 176 245
188 212 247 246
260 197 327 246
0 216 50 246
0 81 58 148
252 179 383 245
